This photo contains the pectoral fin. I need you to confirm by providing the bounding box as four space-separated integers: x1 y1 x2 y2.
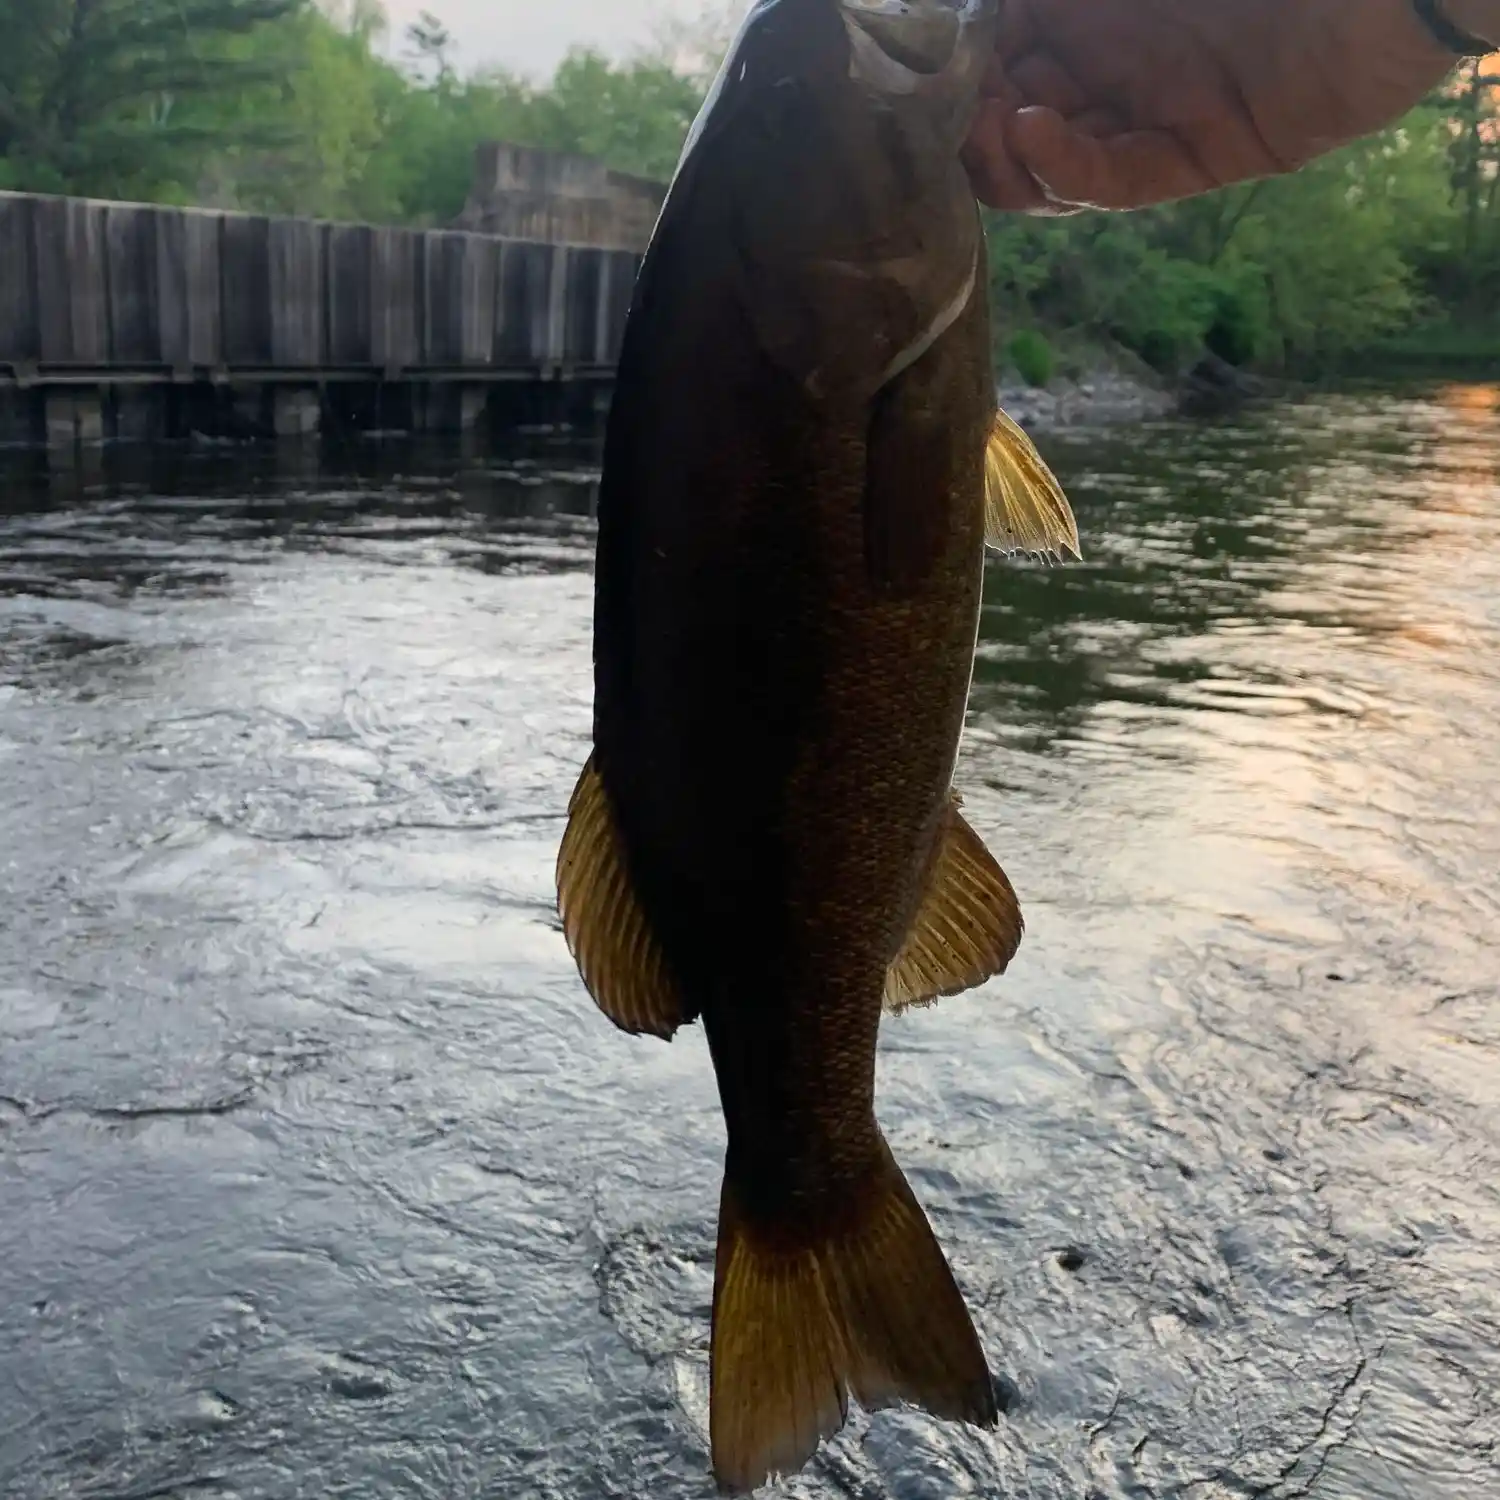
983 407 1081 561
884 799 1023 1013
556 756 689 1040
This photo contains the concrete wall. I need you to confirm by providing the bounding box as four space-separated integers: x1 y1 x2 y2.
0 191 644 379
453 142 666 253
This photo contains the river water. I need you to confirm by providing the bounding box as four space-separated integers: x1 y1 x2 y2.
1 388 1496 1500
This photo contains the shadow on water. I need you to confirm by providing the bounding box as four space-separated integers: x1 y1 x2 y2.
1 386 1498 1499
0 428 605 602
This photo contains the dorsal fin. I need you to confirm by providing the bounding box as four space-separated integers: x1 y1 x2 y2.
983 407 1082 561
884 799 1023 1013
556 756 688 1040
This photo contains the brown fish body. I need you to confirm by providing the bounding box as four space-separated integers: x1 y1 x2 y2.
596 0 992 1167
557 0 1079 1488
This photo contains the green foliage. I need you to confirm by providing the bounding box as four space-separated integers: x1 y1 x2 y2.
0 0 305 202
1204 281 1264 368
983 106 1467 374
186 4 394 218
0 3 1493 376
520 51 703 184
1007 330 1054 388
0 2 700 223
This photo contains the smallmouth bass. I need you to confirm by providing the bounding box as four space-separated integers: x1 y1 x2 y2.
557 0 1079 1488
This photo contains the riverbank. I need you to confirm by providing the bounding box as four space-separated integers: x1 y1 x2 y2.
999 347 1277 432
998 367 1179 431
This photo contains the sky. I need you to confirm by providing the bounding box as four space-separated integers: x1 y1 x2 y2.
377 0 717 79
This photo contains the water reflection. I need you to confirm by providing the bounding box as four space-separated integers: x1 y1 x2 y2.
1 389 1497 1500
972 393 1500 755
0 435 604 605
1433 379 1500 418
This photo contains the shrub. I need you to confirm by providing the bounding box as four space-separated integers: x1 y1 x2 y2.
1007 329 1054 388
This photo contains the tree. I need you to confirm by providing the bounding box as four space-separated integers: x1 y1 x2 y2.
0 0 305 200
523 49 704 182
404 9 455 92
184 1 394 217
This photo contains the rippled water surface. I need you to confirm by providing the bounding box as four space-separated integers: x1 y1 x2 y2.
2 390 1497 1499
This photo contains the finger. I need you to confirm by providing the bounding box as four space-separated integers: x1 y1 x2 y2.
1007 52 1090 116
963 100 1048 211
1006 105 1218 210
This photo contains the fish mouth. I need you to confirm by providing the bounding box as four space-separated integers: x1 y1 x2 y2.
840 0 966 75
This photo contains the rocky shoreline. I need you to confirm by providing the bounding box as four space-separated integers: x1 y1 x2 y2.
998 352 1268 432
997 368 1179 431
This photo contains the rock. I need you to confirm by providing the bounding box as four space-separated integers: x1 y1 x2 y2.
996 367 1176 432
1178 351 1265 417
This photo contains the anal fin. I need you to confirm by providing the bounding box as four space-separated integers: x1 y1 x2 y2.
884 799 1024 1013
984 407 1082 561
555 755 689 1040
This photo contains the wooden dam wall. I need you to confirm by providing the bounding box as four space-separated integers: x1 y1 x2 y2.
0 190 646 450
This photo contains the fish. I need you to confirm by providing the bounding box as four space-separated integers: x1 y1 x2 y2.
555 0 1080 1489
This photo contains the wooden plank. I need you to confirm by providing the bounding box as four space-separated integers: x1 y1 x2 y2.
105 204 161 364
269 217 324 366
371 227 422 372
326 224 373 365
0 195 39 364
564 248 604 365
159 208 222 369
34 198 107 363
184 212 221 367
72 202 108 364
220 213 271 366
496 240 553 366
36 201 67 362
155 210 189 368
71 201 108 364
423 231 498 365
594 250 613 367
423 231 463 365
493 242 511 363
545 245 569 366
459 234 497 365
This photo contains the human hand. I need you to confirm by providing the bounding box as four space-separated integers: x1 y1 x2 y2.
964 0 1468 213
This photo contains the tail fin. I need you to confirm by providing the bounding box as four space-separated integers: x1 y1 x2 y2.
709 1141 997 1493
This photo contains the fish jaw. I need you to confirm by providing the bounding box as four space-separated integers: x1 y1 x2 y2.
840 0 999 145
843 0 964 76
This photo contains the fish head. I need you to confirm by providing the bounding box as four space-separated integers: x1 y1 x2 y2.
662 0 1000 401
675 0 997 181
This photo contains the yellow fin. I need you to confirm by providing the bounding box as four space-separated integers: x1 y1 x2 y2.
884 800 1024 1013
983 406 1082 561
710 1141 997 1493
555 755 687 1040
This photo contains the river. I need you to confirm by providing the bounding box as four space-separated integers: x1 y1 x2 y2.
1 388 1496 1499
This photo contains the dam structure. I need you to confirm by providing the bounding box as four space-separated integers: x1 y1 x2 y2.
0 145 665 452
